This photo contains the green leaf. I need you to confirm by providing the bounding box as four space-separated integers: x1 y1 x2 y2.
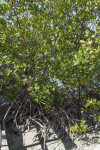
7 69 12 76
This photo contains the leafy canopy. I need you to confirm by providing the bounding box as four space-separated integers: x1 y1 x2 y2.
0 0 100 111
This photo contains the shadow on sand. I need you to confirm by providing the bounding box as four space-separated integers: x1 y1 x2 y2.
25 122 77 150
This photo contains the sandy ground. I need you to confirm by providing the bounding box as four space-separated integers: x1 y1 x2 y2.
5 123 100 150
